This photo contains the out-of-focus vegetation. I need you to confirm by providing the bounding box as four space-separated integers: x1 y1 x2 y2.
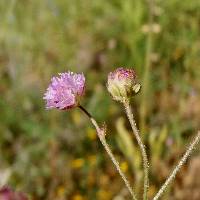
0 0 200 199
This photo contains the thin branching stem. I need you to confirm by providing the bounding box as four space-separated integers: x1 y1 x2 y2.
153 131 200 200
124 101 149 200
79 105 138 200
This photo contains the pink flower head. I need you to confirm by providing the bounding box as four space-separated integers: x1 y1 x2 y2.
107 67 140 102
108 67 136 80
43 71 85 110
0 187 28 200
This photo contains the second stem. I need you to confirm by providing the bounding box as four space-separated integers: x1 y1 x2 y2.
124 100 149 200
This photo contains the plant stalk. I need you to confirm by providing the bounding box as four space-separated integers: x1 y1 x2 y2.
124 101 149 200
78 105 137 200
153 131 200 200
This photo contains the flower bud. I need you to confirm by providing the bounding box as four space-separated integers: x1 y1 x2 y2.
107 68 140 103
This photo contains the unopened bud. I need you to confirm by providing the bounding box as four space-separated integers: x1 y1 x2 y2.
107 68 140 103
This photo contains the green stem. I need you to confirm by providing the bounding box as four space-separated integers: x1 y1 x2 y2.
153 131 200 200
124 101 149 200
79 106 138 200
140 0 154 135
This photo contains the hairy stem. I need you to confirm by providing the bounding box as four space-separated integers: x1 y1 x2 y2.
78 105 137 200
124 101 149 200
153 131 200 200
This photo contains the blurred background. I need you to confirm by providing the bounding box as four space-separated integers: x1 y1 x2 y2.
0 0 200 199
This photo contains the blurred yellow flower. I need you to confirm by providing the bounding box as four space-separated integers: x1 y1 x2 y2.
56 185 65 197
72 194 85 200
120 161 129 173
71 158 85 168
87 127 97 140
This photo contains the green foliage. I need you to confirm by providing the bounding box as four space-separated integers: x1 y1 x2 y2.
0 0 200 199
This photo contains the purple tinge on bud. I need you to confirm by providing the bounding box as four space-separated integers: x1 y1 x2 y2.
108 68 136 80
43 71 85 110
107 68 140 102
0 187 28 200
